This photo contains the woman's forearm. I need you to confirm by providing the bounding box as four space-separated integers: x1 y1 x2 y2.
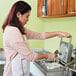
45 32 58 39
45 31 71 39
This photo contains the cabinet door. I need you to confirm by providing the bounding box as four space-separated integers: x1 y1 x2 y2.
68 0 75 13
63 0 68 14
37 0 44 17
51 0 62 16
47 0 52 16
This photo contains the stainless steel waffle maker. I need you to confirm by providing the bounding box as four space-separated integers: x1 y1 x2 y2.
32 37 73 76
58 36 73 64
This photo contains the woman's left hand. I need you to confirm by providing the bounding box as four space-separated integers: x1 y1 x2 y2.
48 54 56 60
57 31 71 38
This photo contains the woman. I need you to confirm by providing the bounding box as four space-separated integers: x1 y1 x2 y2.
2 1 71 76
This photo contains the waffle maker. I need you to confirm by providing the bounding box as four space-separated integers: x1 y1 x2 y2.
58 36 73 64
33 37 73 76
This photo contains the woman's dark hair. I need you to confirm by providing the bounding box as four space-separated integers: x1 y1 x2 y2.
2 1 31 34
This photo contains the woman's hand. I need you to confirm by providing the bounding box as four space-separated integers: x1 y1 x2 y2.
57 31 71 38
48 53 56 60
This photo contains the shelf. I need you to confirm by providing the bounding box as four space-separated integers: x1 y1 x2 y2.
37 0 76 18
38 13 76 18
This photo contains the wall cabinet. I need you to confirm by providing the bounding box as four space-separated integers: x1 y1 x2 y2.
37 0 76 18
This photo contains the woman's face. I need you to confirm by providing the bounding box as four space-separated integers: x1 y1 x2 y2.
17 11 31 26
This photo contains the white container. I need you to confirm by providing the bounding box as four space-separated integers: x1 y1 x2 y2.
42 6 46 16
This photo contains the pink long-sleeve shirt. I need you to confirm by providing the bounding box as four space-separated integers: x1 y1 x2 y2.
3 26 46 76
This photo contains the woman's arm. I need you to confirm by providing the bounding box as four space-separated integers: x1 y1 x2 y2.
36 53 56 60
45 31 71 39
25 28 71 40
7 27 55 61
25 28 46 40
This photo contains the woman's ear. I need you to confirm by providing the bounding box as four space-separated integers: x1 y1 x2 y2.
16 12 22 18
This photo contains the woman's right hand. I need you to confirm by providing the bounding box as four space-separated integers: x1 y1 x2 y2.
57 31 71 38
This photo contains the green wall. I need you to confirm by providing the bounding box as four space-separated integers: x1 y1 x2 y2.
44 17 76 52
0 0 76 53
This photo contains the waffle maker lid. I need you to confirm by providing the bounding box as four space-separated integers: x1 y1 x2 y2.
58 37 73 63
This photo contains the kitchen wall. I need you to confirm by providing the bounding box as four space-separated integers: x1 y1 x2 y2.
0 0 76 53
44 17 76 52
